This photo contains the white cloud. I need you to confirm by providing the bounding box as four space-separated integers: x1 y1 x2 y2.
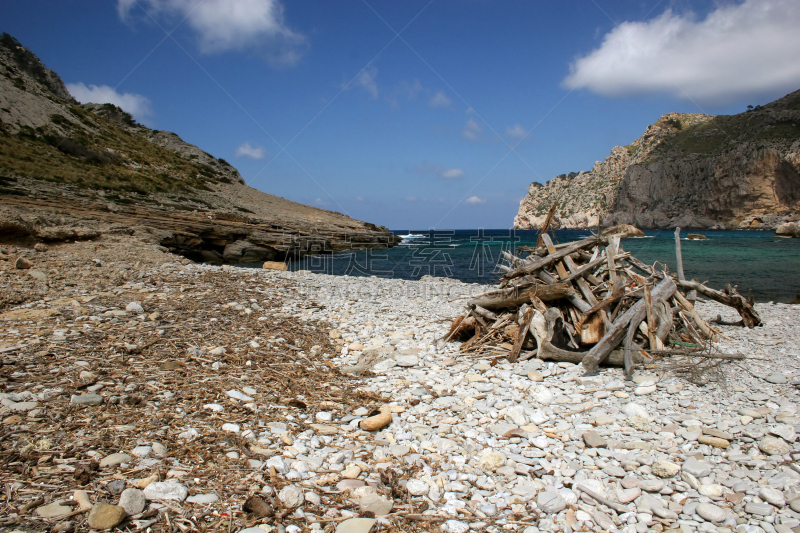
465 196 487 205
66 83 152 120
439 168 464 179
118 0 307 64
563 0 800 103
505 124 527 138
404 196 416 202
462 118 481 140
355 196 364 201
235 142 265 159
429 90 451 108
314 197 328 206
347 65 379 99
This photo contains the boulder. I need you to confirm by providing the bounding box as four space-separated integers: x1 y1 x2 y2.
776 221 800 237
603 224 645 238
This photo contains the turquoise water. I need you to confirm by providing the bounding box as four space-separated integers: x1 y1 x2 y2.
285 229 800 303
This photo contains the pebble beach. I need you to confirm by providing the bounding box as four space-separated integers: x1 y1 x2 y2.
1 236 800 533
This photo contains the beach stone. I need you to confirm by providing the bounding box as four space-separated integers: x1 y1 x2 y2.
765 373 788 384
337 479 365 492
126 302 144 313
131 445 152 457
528 370 544 382
621 477 639 489
698 435 730 448
341 464 361 479
582 430 607 448
791 499 800 513
119 488 146 515
652 460 681 478
769 424 796 442
759 487 786 507
744 502 773 516
478 449 506 472
593 510 615 530
15 257 32 269
335 518 376 533
152 442 167 456
395 355 419 367
100 453 133 468
623 402 649 419
71 393 103 406
143 481 188 501
187 493 219 504
35 502 71 518
699 484 725 497
639 479 665 492
441 520 469 533
358 493 393 516
634 383 657 395
407 480 429 496
703 428 734 440
537 491 566 514
696 502 726 523
593 415 616 426
531 385 553 406
759 436 791 455
683 457 713 478
88 503 127 530
279 485 304 508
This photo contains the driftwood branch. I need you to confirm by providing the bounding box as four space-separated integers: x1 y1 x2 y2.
503 236 604 280
676 280 761 328
582 277 677 375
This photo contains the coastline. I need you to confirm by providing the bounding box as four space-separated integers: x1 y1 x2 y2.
1 236 799 532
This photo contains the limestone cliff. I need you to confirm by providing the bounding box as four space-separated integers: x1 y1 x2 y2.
515 91 800 230
0 34 399 261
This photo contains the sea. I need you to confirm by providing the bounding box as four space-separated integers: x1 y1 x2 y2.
283 229 800 304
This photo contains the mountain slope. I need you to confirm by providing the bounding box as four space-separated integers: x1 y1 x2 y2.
514 91 800 230
0 33 398 261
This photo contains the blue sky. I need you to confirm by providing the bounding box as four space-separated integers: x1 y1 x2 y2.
3 0 800 229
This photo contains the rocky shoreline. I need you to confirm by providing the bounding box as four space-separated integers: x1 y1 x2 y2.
1 237 799 533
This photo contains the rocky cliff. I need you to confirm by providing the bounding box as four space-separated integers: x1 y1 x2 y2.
514 91 800 230
0 33 399 261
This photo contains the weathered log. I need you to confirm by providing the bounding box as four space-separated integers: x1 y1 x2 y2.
537 270 592 313
471 305 498 322
468 282 576 310
509 308 534 363
623 307 646 379
582 277 677 375
674 227 696 301
580 312 605 345
647 349 745 360
676 280 761 328
503 236 604 280
673 291 713 338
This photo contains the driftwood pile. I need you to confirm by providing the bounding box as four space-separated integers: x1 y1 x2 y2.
447 223 761 379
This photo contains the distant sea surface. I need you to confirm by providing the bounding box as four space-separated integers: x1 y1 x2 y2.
283 229 800 303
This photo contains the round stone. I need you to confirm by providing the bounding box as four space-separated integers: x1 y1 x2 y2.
759 487 786 507
652 460 681 478
406 480 429 496
278 485 304 508
87 503 127 530
759 436 791 455
537 491 566 514
696 502 726 523
698 435 730 448
119 488 146 515
143 482 188 502
477 449 506 472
